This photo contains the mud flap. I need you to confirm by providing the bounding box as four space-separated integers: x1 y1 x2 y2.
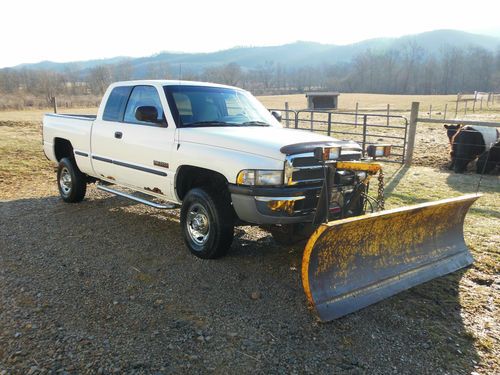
302 194 480 322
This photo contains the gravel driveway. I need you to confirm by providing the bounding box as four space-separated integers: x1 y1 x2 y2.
0 187 483 374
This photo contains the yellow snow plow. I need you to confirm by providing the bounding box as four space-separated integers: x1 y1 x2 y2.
302 193 480 322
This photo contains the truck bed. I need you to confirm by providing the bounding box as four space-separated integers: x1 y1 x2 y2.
44 113 97 121
42 113 95 169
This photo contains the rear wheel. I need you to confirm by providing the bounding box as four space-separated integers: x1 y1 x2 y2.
180 188 234 259
57 157 87 203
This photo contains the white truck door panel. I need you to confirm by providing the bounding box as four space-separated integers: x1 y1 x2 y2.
91 85 176 200
106 122 174 196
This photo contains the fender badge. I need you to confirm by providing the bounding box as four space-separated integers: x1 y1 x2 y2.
153 160 169 169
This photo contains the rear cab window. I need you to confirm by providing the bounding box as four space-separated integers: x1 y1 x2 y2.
102 86 132 122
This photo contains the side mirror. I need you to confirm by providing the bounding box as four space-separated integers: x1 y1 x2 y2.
135 106 160 123
271 110 282 122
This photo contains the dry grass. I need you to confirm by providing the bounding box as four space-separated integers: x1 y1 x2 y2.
258 93 500 121
0 107 98 123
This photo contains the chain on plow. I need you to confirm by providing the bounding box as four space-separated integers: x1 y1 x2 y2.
376 169 385 210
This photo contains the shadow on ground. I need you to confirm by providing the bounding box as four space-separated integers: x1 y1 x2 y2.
0 191 480 374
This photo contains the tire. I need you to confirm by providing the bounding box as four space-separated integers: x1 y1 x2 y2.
180 188 234 259
57 157 87 203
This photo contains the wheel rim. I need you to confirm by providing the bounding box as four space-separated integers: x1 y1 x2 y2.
186 203 210 246
59 167 72 195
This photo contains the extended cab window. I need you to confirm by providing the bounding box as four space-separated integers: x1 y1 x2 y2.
124 86 166 126
102 86 132 122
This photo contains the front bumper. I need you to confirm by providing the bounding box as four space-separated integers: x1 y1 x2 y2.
229 184 320 224
229 160 380 225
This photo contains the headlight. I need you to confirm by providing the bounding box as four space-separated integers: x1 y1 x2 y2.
313 146 341 161
367 144 391 158
237 170 283 186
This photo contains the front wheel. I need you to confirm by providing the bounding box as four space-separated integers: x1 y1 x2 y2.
180 188 234 259
57 157 87 203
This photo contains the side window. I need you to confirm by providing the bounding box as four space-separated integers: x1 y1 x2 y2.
123 86 165 126
102 86 132 122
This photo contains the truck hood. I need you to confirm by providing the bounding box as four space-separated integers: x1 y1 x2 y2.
178 126 362 160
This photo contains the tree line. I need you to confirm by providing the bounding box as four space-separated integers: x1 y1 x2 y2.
1 43 499 109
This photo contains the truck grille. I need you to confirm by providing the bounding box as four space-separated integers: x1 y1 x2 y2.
286 151 361 185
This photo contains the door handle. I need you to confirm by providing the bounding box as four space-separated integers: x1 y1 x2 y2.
114 131 123 139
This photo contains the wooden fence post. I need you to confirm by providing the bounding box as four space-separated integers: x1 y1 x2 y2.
405 101 419 166
52 97 57 114
285 102 290 128
362 115 368 155
455 98 459 117
429 104 432 118
464 101 468 115
355 102 359 127
386 104 390 125
443 104 447 120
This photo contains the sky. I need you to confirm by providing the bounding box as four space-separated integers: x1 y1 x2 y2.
1 0 499 68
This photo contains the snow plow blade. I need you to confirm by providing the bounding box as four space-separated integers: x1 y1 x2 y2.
302 194 480 322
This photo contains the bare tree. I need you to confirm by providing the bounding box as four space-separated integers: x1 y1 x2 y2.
88 65 112 95
113 60 134 81
146 62 170 79
203 63 243 86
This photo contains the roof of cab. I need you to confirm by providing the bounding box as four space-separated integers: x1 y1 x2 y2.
110 80 240 90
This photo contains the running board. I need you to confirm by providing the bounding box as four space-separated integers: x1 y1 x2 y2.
96 183 178 209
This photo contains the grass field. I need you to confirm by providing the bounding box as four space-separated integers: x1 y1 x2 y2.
0 93 498 373
259 92 500 117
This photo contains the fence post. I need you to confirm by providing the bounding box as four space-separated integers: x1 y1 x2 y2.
464 101 468 115
386 104 390 126
455 98 459 117
429 104 432 119
480 98 483 111
52 96 57 114
285 102 290 128
405 101 419 166
355 102 359 127
310 111 314 131
473 91 477 112
327 112 332 136
443 103 447 120
362 115 368 156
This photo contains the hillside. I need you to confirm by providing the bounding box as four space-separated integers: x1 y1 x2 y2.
8 29 500 75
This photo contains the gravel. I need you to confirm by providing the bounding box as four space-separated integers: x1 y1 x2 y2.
0 188 486 374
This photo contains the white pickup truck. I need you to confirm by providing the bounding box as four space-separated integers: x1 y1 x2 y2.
43 80 387 259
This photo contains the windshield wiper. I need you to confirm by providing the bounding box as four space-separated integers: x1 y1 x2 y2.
183 121 238 127
241 121 271 126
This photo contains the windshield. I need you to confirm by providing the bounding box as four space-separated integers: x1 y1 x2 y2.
163 85 281 128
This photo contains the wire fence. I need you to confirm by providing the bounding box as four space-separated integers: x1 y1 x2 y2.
269 108 408 164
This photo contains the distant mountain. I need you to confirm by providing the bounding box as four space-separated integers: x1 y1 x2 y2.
7 29 500 75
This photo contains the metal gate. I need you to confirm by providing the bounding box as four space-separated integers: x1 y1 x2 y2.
269 109 409 164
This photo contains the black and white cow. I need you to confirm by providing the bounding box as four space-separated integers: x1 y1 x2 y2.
444 124 462 144
444 124 500 173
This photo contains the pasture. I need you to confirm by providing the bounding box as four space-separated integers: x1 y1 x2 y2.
0 93 498 374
